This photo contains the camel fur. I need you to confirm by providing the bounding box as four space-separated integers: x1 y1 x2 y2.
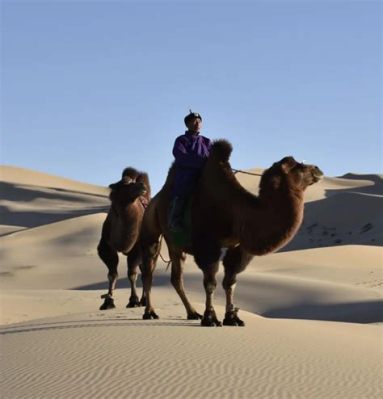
140 140 323 326
98 167 150 310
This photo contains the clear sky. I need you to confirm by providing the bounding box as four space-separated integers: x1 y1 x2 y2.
1 0 382 194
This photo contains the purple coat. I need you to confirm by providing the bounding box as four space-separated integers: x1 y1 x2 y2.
172 131 212 197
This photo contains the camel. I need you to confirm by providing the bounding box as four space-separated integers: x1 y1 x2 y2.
98 167 150 310
140 140 323 326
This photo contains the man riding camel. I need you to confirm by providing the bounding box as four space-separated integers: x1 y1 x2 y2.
168 111 212 232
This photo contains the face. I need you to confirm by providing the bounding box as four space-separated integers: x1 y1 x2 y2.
261 156 323 192
109 180 147 204
186 117 202 133
280 157 323 187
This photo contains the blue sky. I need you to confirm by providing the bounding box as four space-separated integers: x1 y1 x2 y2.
1 0 382 194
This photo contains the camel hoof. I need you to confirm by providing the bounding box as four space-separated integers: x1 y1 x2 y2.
223 317 245 326
201 310 222 327
142 310 159 320
99 297 115 310
223 309 245 327
201 318 222 327
187 312 203 320
126 297 141 308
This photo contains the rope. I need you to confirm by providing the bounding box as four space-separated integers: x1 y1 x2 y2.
232 168 262 177
159 251 172 269
157 235 172 269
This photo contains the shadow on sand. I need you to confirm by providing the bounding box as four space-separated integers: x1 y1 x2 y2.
0 318 200 335
261 300 383 324
282 174 383 251
74 277 383 324
0 181 109 230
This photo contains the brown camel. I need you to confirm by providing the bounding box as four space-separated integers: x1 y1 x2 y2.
140 139 323 326
98 167 150 310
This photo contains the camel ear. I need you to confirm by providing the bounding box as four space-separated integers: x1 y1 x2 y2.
109 177 132 189
136 172 151 198
108 181 121 201
280 156 297 174
136 172 149 185
109 181 121 190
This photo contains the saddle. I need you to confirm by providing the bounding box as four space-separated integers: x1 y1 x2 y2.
169 197 192 248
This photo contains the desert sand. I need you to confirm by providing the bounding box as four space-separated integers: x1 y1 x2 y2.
0 164 382 399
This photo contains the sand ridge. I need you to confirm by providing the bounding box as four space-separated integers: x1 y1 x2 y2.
1 305 382 399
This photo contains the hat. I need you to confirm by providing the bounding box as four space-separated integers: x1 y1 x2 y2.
184 110 202 125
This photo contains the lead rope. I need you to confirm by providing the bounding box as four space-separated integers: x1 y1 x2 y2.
232 168 262 177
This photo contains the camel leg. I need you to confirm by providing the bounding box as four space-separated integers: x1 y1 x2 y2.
126 244 142 308
97 237 119 310
193 236 222 327
222 246 253 326
138 270 147 307
141 240 160 320
168 246 202 320
200 262 221 326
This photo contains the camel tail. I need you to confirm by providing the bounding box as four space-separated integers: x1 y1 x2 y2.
210 139 233 162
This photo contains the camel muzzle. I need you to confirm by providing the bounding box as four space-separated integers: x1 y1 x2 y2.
311 166 324 183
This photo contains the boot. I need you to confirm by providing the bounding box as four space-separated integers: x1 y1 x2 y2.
168 196 186 233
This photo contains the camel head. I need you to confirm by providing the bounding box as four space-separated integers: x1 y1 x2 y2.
108 167 151 204
108 177 147 206
260 156 323 193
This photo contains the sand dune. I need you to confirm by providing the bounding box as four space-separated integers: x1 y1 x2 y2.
1 305 382 399
0 165 382 398
0 166 109 235
285 191 383 250
0 165 109 195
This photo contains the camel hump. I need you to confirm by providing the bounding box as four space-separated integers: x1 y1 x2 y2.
209 139 233 162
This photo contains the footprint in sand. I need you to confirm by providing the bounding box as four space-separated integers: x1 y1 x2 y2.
360 223 373 233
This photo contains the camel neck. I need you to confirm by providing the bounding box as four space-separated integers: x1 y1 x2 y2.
240 188 304 255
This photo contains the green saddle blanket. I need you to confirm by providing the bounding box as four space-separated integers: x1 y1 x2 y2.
169 198 192 248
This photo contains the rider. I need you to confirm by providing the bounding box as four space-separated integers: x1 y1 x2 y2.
168 111 212 232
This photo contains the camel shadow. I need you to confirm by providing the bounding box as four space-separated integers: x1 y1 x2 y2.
74 277 383 324
73 272 203 291
207 284 383 324
261 299 383 324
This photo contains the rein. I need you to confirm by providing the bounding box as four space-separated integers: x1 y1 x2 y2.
232 168 262 177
